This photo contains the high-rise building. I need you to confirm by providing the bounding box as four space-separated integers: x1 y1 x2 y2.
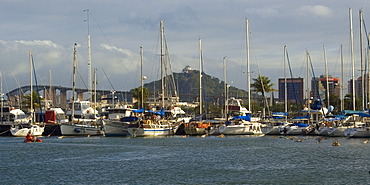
348 74 370 99
311 75 340 100
278 78 304 103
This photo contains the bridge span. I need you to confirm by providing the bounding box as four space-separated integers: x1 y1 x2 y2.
5 85 132 109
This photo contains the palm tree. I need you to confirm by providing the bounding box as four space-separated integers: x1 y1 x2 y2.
132 87 149 109
250 75 277 108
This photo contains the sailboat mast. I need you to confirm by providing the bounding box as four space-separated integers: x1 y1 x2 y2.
368 33 370 110
160 21 165 108
350 8 356 110
0 71 3 124
199 38 203 118
86 9 92 103
360 9 365 109
94 68 97 116
29 50 33 124
246 18 251 112
323 45 329 110
284 45 288 113
72 43 77 118
340 45 344 111
49 69 52 107
223 56 227 119
306 50 311 124
140 46 144 108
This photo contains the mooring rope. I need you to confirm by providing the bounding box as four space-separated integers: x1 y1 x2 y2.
0 129 10 136
47 125 60 137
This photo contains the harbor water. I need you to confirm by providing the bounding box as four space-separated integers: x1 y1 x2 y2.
1 135 370 184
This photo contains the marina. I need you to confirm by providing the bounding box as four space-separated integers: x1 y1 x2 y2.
1 2 370 184
1 135 370 184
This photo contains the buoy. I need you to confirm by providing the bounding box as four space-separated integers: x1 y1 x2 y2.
332 141 340 146
183 135 187 138
201 134 207 137
57 136 64 139
317 138 323 143
296 138 303 142
364 139 369 144
218 134 225 138
87 135 90 137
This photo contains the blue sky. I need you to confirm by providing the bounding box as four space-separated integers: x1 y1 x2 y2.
0 0 369 98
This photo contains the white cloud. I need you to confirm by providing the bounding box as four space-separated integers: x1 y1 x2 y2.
296 5 333 17
14 40 60 48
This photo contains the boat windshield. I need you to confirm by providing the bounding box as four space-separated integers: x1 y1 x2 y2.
16 114 27 120
56 113 66 121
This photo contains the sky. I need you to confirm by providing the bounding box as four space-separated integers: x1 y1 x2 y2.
0 0 370 99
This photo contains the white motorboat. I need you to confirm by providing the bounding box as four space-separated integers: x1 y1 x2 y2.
0 107 30 124
10 124 44 137
219 118 262 135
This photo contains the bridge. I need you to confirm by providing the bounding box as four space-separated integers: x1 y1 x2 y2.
5 85 132 109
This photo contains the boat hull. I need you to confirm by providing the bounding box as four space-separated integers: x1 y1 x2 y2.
184 127 206 135
261 126 281 135
127 127 174 137
278 126 308 135
327 127 346 137
219 125 254 135
345 127 370 138
317 128 329 136
102 120 130 137
11 125 44 137
208 127 221 135
60 124 104 136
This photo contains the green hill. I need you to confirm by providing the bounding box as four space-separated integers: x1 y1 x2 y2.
141 70 258 104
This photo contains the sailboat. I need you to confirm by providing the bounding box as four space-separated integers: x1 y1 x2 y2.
217 18 262 136
127 21 179 137
10 50 44 137
262 45 290 135
183 38 207 136
60 43 103 136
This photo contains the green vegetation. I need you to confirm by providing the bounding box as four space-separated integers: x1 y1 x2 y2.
22 90 44 109
132 86 149 109
142 70 255 104
250 75 277 109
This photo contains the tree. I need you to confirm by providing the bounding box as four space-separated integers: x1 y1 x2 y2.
343 94 362 111
22 90 44 109
132 87 149 109
323 94 341 114
250 75 277 107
